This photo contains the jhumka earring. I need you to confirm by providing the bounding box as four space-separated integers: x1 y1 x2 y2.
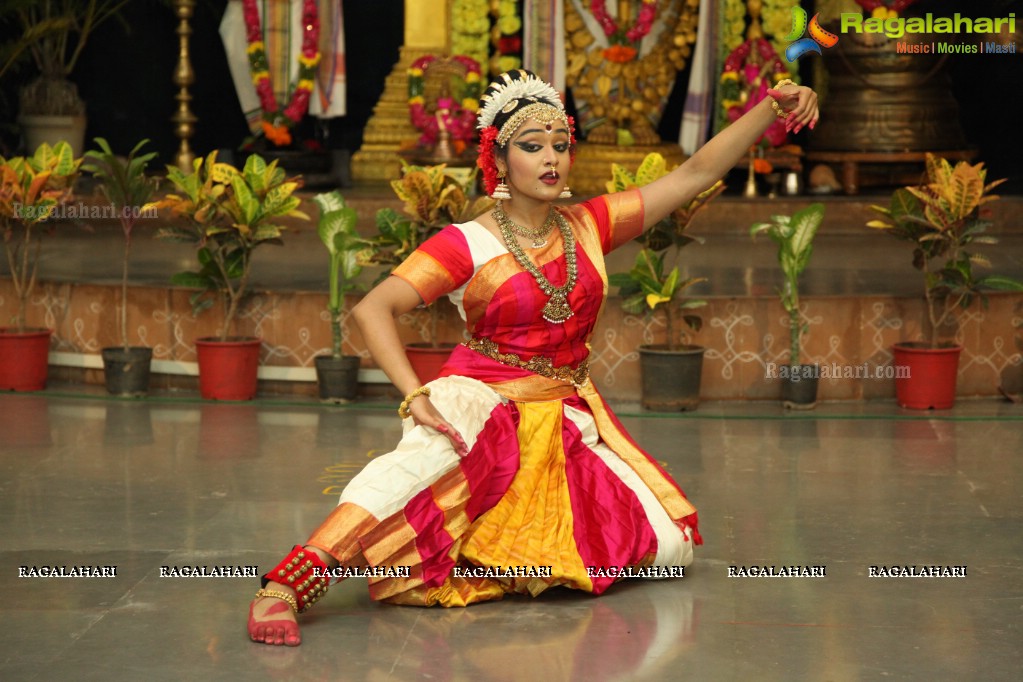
491 170 511 200
558 185 573 199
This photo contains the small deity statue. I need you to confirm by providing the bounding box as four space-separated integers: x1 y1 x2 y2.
432 96 455 160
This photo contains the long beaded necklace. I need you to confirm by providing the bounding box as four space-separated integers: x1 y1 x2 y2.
494 201 557 248
494 204 578 324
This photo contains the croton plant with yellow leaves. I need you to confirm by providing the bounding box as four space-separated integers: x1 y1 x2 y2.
0 141 81 331
159 152 308 341
869 153 1023 347
372 162 492 267
606 153 724 351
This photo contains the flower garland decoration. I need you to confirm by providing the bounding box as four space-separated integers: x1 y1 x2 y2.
452 0 490 73
477 126 501 194
591 0 658 44
761 0 796 67
719 38 790 148
492 0 523 74
715 0 798 134
855 0 919 18
589 0 659 63
407 55 482 149
720 0 748 57
243 0 321 147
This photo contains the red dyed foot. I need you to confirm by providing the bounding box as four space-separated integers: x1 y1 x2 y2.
248 595 301 646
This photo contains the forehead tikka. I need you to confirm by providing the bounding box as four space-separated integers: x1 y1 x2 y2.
496 102 570 146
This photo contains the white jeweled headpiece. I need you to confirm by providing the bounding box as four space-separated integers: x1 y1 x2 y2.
477 69 569 145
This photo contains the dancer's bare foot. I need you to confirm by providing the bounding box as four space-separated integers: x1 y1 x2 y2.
248 545 338 646
248 581 300 646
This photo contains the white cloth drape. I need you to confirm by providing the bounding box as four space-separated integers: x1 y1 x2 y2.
678 0 715 154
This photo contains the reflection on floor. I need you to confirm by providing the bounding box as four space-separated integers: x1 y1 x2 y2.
1 388 1021 681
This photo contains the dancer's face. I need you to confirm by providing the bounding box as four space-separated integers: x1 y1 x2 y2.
500 117 571 203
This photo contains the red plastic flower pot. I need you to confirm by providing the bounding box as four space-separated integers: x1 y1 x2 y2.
195 337 262 401
892 343 962 410
0 328 52 392
405 343 455 385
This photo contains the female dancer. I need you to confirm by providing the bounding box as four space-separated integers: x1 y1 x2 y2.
249 69 818 646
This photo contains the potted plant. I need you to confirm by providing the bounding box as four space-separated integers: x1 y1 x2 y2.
606 152 724 411
0 0 132 155
371 162 492 383
312 189 373 402
0 140 81 391
868 153 1023 409
750 203 825 409
159 151 308 400
83 137 159 396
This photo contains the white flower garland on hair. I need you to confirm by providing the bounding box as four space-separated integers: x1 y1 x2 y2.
477 72 564 130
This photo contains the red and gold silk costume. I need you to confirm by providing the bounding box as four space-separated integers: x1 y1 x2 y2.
307 189 701 607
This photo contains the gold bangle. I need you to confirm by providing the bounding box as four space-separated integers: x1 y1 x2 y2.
255 588 298 613
771 78 795 118
398 386 431 419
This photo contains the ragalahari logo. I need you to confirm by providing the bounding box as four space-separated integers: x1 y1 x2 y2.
785 6 839 62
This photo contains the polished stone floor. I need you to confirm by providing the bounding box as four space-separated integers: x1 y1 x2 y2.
1 387 1021 681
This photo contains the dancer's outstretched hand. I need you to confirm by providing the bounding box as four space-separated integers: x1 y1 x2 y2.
767 84 819 135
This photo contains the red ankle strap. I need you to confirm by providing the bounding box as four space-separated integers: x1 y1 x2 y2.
262 545 330 612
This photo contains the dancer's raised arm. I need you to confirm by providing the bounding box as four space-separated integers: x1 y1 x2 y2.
640 82 819 229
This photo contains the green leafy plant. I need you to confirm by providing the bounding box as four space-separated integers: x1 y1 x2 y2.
868 154 1023 347
313 190 373 359
159 152 308 341
750 203 825 366
606 152 724 351
370 162 492 346
82 137 158 350
0 140 81 330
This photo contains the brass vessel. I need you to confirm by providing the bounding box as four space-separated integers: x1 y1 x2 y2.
810 23 968 152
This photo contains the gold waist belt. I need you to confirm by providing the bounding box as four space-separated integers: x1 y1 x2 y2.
463 337 590 388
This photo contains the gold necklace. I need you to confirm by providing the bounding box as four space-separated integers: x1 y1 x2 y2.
494 201 557 249
494 205 578 324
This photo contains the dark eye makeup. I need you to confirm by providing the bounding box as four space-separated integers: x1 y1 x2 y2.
513 140 570 153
